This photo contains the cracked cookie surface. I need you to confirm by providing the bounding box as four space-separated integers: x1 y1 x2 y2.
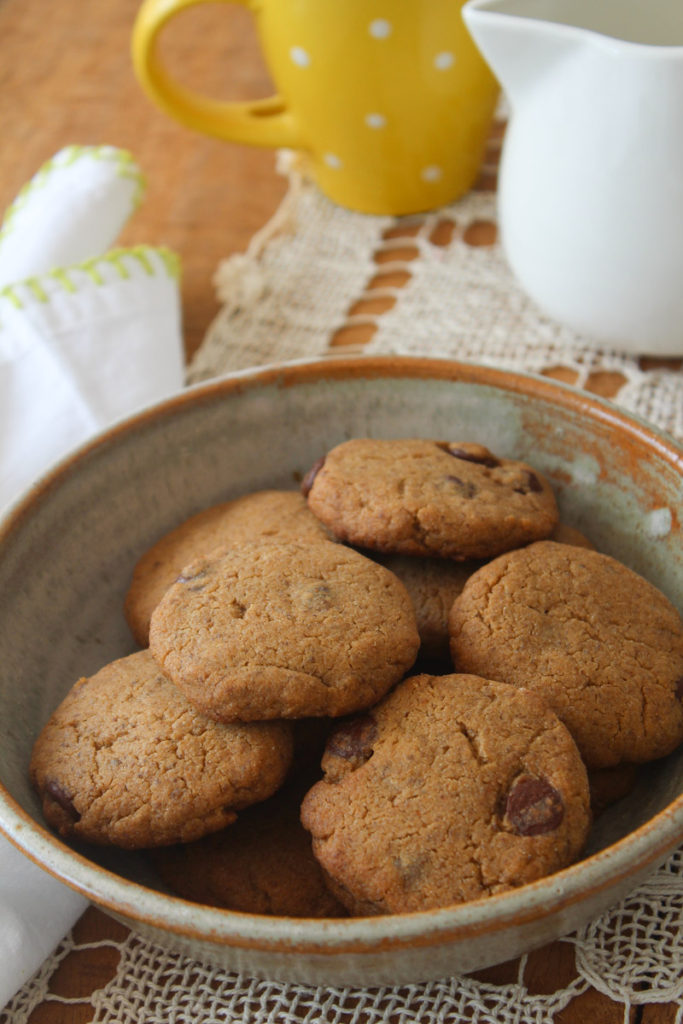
303 438 559 559
29 650 293 848
449 541 683 769
149 539 420 722
300 672 591 914
125 490 334 647
374 523 594 667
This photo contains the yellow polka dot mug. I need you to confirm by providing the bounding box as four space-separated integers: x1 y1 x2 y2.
131 0 499 215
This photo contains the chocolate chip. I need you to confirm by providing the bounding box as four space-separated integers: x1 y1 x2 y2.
447 475 477 498
514 470 543 495
676 676 683 700
45 780 80 822
504 775 564 836
301 456 325 497
444 445 500 469
295 581 332 612
326 714 377 769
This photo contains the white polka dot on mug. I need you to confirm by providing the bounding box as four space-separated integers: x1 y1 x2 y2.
369 18 392 39
434 51 456 70
421 165 444 183
133 0 500 215
289 46 311 68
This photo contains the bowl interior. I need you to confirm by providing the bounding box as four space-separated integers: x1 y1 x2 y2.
1 356 682 941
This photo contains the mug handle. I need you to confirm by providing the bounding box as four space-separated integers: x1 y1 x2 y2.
131 0 304 149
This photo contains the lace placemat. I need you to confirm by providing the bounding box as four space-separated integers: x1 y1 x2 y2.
4 844 681 1023
4 140 683 1024
189 148 683 445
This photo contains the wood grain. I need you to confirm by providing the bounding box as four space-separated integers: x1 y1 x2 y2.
0 0 286 361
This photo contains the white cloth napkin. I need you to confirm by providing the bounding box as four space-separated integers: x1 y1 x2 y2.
0 145 185 1009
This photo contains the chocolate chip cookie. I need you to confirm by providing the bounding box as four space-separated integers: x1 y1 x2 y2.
149 539 420 722
300 672 591 914
551 522 595 550
373 523 593 666
30 650 293 848
151 780 347 917
375 553 479 665
125 490 334 647
302 439 558 560
588 763 639 817
449 541 683 769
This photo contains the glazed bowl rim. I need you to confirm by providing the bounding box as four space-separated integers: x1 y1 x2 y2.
1 353 682 956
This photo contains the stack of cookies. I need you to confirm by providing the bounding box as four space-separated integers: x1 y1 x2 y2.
30 438 683 918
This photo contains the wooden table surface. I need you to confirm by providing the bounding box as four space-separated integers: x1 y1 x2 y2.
0 0 680 1020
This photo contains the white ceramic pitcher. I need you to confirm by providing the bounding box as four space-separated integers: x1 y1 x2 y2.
463 0 683 355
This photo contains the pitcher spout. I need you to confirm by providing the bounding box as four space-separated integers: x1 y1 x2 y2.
462 0 578 104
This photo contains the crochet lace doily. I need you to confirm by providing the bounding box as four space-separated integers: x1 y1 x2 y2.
189 149 683 446
5 145 683 1024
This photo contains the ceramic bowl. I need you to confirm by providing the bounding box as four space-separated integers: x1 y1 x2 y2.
1 355 682 987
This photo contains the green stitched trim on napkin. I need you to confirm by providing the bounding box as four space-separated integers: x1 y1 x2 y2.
0 146 147 247
0 245 181 312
